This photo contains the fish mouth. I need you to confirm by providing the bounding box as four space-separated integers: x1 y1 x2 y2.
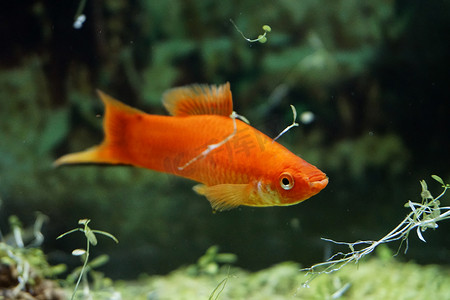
309 172 327 182
309 176 329 191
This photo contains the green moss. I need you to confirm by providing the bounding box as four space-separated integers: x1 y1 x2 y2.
108 258 450 299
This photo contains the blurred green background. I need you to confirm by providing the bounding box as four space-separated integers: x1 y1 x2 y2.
0 0 449 279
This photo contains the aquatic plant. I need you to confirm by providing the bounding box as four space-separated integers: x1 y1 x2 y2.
208 268 233 300
186 245 237 277
73 0 87 29
229 19 272 43
182 245 237 299
272 105 299 142
301 175 450 286
0 213 65 299
57 218 118 300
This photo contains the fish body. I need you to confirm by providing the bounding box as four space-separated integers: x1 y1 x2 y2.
55 83 328 210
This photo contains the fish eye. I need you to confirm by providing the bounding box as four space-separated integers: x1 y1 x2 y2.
279 172 294 190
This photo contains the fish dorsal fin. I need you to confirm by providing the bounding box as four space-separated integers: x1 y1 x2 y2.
193 183 249 211
162 82 233 116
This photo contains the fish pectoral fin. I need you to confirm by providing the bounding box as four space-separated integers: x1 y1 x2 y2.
193 183 250 211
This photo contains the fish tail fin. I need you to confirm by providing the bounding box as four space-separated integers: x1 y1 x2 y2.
53 145 107 166
53 90 144 167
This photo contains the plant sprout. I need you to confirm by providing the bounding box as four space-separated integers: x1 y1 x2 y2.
230 19 271 43
57 219 118 300
208 266 233 300
301 175 450 287
272 105 299 142
73 0 87 29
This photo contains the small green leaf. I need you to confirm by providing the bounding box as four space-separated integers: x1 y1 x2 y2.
216 253 237 264
91 230 119 243
8 215 22 228
206 245 219 256
72 249 86 256
85 229 98 246
198 255 211 267
431 175 444 185
349 244 355 252
57 228 80 239
78 219 90 225
49 264 67 275
204 262 219 275
420 180 428 192
88 254 109 268
262 25 272 32
420 180 432 200
258 35 267 43
421 190 432 200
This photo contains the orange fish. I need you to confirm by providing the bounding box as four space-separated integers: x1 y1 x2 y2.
54 83 328 211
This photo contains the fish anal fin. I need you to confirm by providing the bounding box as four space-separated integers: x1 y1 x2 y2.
162 82 233 116
193 183 250 211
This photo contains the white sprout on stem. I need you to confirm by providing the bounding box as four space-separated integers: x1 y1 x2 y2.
57 219 118 300
73 0 87 29
272 105 299 142
229 19 271 43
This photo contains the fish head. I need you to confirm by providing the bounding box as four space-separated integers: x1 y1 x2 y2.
271 158 328 206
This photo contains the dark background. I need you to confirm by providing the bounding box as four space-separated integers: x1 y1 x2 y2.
1 0 449 279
